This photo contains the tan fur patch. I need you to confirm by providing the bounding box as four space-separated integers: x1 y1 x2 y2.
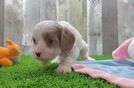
60 27 75 56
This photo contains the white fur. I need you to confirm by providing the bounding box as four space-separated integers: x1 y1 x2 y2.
33 21 94 73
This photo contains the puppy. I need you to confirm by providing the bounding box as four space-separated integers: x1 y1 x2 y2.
32 21 94 74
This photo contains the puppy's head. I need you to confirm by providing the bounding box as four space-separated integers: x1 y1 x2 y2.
32 21 75 64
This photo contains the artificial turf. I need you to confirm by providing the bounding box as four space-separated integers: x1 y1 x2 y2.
0 55 118 88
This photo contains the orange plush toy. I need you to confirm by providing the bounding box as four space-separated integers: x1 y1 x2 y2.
0 40 20 66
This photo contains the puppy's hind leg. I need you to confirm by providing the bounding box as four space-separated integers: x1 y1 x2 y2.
80 40 95 60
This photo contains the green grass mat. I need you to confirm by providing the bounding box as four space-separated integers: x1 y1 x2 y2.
0 55 117 88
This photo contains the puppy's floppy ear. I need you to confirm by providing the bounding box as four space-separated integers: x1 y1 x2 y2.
60 27 75 56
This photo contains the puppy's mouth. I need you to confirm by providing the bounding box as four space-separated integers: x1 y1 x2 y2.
36 56 51 64
35 54 54 64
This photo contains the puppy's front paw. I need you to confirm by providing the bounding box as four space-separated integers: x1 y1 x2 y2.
55 65 72 74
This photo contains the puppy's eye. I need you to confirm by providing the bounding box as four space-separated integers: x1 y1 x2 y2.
32 38 37 44
47 38 54 45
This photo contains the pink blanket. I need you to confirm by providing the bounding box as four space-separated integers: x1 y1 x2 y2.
72 60 134 88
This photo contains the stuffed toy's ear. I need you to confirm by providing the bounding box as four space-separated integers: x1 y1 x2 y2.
112 38 134 60
6 40 15 46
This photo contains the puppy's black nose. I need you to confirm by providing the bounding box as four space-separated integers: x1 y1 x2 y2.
35 52 41 57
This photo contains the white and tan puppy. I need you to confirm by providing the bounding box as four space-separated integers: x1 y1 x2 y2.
32 21 94 74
